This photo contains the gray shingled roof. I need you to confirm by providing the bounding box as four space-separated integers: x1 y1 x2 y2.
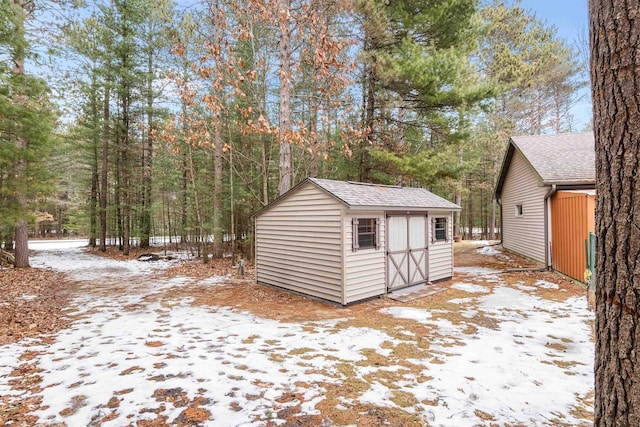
309 178 461 210
495 132 595 198
511 132 595 183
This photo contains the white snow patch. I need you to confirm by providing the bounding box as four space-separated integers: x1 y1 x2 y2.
20 294 38 300
196 276 228 286
454 266 502 277
475 245 502 256
28 239 88 250
449 297 475 305
460 309 478 319
23 302 395 426
535 280 560 289
420 287 593 425
451 282 489 293
468 240 492 246
380 307 432 323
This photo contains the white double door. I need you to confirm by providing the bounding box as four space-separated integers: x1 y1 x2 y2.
387 215 428 290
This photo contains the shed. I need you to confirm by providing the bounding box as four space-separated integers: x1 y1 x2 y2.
494 132 595 282
255 178 461 305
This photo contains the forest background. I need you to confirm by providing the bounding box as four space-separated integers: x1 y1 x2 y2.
0 0 589 264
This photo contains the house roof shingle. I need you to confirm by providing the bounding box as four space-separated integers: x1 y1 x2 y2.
495 132 595 198
309 178 461 210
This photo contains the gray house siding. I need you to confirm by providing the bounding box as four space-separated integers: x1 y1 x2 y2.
343 211 386 304
428 211 455 281
501 150 548 263
255 182 344 303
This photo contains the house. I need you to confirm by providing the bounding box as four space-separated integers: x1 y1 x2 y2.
254 178 461 305
494 132 595 282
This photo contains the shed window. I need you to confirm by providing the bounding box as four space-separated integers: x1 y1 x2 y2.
352 218 379 250
433 217 447 242
515 204 523 216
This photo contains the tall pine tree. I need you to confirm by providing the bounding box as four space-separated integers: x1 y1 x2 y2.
0 0 57 267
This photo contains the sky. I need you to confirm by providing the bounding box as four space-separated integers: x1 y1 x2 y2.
520 0 589 42
519 0 593 131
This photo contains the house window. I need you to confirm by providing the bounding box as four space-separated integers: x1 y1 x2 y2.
515 204 523 217
434 217 447 242
352 218 379 250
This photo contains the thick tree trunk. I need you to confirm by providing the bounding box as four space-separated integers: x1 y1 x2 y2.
590 1 640 424
11 0 29 268
211 0 224 259
140 25 154 249
278 0 292 195
14 220 29 268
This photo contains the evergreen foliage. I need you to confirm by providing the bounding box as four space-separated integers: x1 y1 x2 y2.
0 0 587 260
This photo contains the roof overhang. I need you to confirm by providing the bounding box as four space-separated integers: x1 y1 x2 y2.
255 178 462 218
494 138 595 200
345 205 462 212
494 141 519 200
542 180 596 187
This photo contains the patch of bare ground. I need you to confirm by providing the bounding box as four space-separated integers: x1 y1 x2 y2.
311 395 425 427
454 240 538 270
455 240 587 299
0 268 77 345
0 267 80 425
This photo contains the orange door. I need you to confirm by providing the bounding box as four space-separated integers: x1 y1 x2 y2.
550 191 595 282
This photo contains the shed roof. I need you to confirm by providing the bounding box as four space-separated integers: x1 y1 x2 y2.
309 178 461 210
494 132 595 198
255 178 460 217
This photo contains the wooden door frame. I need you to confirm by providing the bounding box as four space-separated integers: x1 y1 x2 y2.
386 213 429 291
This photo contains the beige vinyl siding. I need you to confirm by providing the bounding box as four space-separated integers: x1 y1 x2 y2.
256 182 344 303
343 211 386 304
501 150 548 263
429 211 454 281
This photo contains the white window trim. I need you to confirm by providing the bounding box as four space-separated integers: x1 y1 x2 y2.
431 217 448 243
515 204 524 217
352 218 380 251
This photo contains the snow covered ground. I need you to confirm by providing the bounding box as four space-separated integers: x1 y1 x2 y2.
0 240 594 426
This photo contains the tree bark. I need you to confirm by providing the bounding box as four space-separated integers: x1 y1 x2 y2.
140 34 154 249
14 220 29 268
278 0 292 195
99 71 110 252
309 89 319 178
11 0 29 268
89 71 99 248
590 0 640 424
211 0 224 259
361 50 375 183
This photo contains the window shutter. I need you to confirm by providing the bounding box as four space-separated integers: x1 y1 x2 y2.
375 218 380 250
431 218 435 243
352 218 359 251
445 217 449 242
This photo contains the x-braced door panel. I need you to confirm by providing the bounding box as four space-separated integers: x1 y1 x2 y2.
387 215 429 290
408 216 428 285
387 216 408 290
